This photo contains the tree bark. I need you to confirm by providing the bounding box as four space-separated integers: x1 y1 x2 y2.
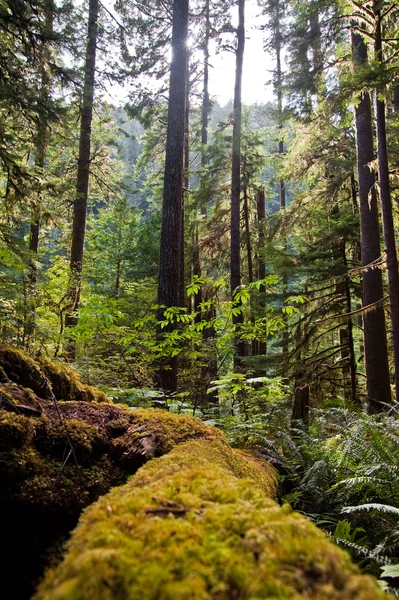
156 0 189 392
64 0 99 358
273 0 288 356
24 2 54 347
351 28 391 413
256 188 267 356
230 0 245 366
180 57 190 309
374 5 399 403
200 0 210 218
291 384 309 430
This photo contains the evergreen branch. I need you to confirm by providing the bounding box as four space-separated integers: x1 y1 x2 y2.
316 296 389 326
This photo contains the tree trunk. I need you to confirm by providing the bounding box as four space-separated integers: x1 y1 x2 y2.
243 184 253 285
273 0 288 356
180 58 190 310
230 0 245 367
291 384 310 430
24 3 54 348
374 6 399 403
64 0 98 358
256 188 267 356
156 0 189 392
200 0 210 217
351 28 391 413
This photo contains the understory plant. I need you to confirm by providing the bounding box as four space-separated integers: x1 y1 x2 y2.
244 405 399 592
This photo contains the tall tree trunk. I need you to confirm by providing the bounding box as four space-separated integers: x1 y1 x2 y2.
275 0 285 211
230 0 245 367
338 241 357 404
64 0 98 358
243 181 256 356
24 2 54 347
156 0 189 392
200 0 210 217
180 57 190 310
230 0 246 365
374 5 399 402
308 2 323 101
243 183 253 285
192 0 210 316
351 28 391 413
256 188 267 356
274 0 288 356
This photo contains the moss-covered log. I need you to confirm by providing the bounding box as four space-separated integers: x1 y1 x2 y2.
36 439 391 600
0 402 223 599
0 346 229 599
0 346 110 403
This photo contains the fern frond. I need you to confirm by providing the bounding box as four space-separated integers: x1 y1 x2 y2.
331 476 388 490
343 504 399 516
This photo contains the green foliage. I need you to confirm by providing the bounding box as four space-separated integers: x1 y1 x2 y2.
245 406 399 591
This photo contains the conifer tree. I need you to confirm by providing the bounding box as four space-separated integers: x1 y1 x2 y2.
351 28 391 412
230 0 246 365
156 0 189 392
64 0 99 359
372 2 399 402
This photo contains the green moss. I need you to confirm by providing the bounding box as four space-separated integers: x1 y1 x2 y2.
118 408 225 453
0 346 48 397
0 412 34 450
0 402 277 599
39 358 110 403
41 419 109 464
35 439 389 600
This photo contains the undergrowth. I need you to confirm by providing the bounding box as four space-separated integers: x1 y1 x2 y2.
229 404 399 595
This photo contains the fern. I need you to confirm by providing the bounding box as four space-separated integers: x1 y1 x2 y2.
343 503 399 516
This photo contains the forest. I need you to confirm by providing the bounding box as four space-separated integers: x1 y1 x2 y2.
2 0 399 598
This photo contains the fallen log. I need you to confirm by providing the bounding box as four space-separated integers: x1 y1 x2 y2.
36 438 391 600
0 346 229 599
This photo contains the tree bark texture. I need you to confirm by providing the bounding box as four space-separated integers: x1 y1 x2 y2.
230 0 245 365
65 0 98 344
374 6 399 403
156 0 189 392
351 29 391 413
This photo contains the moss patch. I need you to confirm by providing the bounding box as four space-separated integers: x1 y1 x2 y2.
36 439 389 600
0 346 110 403
0 396 238 599
40 358 110 403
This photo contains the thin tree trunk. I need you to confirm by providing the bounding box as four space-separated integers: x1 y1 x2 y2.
180 58 190 310
64 0 98 358
156 0 189 392
340 242 357 404
200 0 210 217
243 184 253 284
275 0 285 211
243 182 256 356
273 0 288 356
374 5 399 403
230 0 245 367
24 3 54 347
256 188 267 356
351 28 391 413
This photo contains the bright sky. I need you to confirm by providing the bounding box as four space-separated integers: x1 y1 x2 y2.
102 0 275 107
209 0 275 105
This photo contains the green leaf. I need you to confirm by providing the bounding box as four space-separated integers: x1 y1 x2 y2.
380 564 399 579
